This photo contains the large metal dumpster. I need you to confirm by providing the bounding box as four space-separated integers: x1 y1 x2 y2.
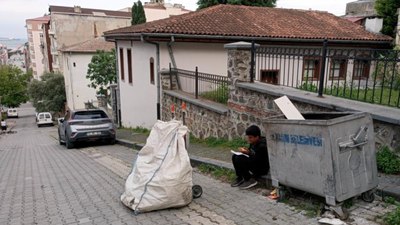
265 112 378 206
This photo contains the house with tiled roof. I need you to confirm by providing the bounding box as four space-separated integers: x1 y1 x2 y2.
104 4 392 129
61 38 114 110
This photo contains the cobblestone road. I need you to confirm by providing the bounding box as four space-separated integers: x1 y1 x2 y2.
0 104 395 225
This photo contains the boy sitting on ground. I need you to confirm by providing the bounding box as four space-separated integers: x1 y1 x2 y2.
231 125 270 190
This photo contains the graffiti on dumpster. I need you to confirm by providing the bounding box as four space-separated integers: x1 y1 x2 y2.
273 133 323 147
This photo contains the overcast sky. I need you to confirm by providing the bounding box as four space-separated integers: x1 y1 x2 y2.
0 0 355 38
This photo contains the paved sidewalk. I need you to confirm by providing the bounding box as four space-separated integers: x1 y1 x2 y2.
116 129 400 200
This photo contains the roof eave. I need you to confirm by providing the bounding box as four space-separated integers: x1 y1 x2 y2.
104 32 392 46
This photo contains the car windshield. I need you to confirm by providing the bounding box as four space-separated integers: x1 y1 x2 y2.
45 114 51 119
73 111 108 120
39 114 45 119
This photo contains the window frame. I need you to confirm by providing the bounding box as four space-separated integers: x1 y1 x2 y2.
150 57 155 85
260 69 279 84
127 48 133 84
353 58 370 80
302 57 321 81
329 57 347 80
119 48 125 81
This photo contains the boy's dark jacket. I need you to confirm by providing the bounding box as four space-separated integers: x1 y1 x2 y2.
248 137 270 174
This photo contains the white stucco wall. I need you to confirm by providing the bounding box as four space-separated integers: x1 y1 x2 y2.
63 52 97 110
159 42 227 75
365 18 383 34
116 41 228 129
117 41 158 129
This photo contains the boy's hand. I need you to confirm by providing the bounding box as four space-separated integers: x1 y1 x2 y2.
239 147 249 154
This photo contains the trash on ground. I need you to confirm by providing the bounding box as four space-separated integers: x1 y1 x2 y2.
318 218 346 225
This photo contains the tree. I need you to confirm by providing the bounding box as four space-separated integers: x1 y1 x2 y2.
28 72 66 114
375 0 400 37
86 49 117 101
0 65 30 108
197 0 276 10
131 0 147 25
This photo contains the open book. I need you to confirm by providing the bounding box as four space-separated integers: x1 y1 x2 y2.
231 150 249 157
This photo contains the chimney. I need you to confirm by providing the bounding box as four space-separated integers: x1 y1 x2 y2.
74 6 82 13
396 8 400 47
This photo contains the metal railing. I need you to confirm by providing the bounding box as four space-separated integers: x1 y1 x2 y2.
252 43 400 108
170 67 230 104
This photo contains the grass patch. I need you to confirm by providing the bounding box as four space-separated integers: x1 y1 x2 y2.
343 198 354 209
384 206 400 225
376 146 400 174
190 135 247 149
120 126 151 136
384 197 399 205
197 164 236 183
199 85 229 104
283 198 324 218
131 126 151 135
298 83 400 108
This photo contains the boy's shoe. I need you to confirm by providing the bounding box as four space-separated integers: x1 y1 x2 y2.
231 177 244 187
239 178 258 190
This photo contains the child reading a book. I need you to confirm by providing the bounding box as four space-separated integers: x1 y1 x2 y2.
231 125 270 190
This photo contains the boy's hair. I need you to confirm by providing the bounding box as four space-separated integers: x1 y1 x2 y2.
245 125 261 137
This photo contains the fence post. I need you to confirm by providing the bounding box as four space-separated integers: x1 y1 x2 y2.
318 39 328 97
169 63 172 90
250 41 255 83
195 66 199 99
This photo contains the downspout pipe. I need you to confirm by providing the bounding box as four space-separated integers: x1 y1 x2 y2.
141 35 161 120
113 42 122 127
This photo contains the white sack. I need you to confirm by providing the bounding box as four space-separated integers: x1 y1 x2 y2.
121 120 193 213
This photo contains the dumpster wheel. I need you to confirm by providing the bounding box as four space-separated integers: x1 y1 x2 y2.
192 185 203 199
361 190 375 203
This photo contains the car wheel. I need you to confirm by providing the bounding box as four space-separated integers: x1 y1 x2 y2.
65 135 74 149
37 124 41 128
109 138 116 145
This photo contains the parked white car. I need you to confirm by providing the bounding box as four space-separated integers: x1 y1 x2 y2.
7 108 18 118
37 112 53 127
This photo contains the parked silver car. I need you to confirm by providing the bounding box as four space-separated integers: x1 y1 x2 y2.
58 109 116 149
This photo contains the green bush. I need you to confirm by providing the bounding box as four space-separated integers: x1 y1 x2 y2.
298 82 318 92
199 85 229 104
376 146 400 174
384 206 400 225
190 135 247 149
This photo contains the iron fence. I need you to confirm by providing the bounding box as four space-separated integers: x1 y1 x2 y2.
170 67 230 104
253 44 400 108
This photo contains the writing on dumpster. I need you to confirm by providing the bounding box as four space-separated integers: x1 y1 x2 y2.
273 133 323 147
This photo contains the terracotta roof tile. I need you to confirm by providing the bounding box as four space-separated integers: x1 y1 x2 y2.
61 37 114 53
104 4 392 42
49 5 131 18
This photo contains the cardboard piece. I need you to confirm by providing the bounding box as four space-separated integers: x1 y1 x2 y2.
274 96 305 120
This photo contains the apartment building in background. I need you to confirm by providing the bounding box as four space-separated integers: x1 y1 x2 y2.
44 1 190 73
344 0 383 34
25 16 50 79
